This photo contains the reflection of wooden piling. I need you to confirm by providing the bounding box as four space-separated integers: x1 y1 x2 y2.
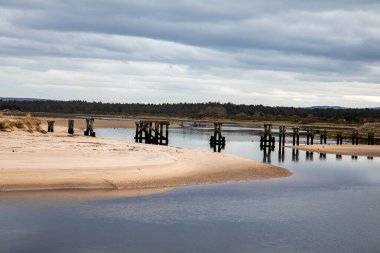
336 154 342 160
210 123 225 150
134 121 170 145
278 146 285 163
47 121 55 133
336 131 343 145
84 118 96 137
68 120 74 134
320 130 327 144
260 124 275 149
319 153 327 160
292 149 299 162
368 132 375 145
306 151 314 161
262 147 272 163
279 126 286 147
292 127 300 146
306 129 314 145
352 130 359 145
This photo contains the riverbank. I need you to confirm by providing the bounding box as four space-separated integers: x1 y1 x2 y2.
0 130 290 197
290 144 380 157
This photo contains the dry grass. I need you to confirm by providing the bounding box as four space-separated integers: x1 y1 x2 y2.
0 115 46 133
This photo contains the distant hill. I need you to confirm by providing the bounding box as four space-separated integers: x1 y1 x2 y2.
0 97 49 102
307 106 380 110
306 106 347 109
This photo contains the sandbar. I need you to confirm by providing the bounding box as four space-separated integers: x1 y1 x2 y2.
289 144 380 157
0 131 291 198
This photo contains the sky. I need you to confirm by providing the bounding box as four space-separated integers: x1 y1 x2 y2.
1 0 380 107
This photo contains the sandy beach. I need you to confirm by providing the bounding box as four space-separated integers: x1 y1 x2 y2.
290 144 380 157
0 129 290 196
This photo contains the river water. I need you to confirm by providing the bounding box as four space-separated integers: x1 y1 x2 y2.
1 126 380 253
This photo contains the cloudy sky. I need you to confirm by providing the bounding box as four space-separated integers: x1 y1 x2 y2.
1 0 380 107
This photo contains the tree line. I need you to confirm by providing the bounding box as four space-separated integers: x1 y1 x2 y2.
0 100 379 123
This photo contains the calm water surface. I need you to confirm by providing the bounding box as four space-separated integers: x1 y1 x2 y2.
1 126 380 253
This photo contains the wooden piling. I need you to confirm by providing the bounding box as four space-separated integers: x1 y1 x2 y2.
306 129 314 145
260 124 275 149
47 121 55 133
134 120 170 146
210 122 225 150
352 130 359 145
292 127 300 146
279 126 286 147
336 131 343 145
84 118 96 137
320 130 327 144
68 120 74 134
368 132 375 145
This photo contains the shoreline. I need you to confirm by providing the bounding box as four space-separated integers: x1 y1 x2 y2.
0 130 291 198
289 144 380 157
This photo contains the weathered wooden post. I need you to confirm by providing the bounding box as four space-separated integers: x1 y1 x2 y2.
210 122 225 149
306 129 314 145
279 126 286 147
68 120 74 134
292 127 300 146
368 132 375 145
336 131 343 145
134 121 170 146
352 130 359 145
84 118 96 137
47 121 55 132
320 130 327 144
260 124 275 149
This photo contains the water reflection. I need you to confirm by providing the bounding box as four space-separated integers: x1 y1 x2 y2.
210 143 225 153
262 147 272 163
278 147 285 163
306 151 314 161
95 128 378 166
352 156 358 160
319 153 327 160
292 149 299 162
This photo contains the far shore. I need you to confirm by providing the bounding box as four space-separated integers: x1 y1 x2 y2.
0 127 291 198
289 144 380 157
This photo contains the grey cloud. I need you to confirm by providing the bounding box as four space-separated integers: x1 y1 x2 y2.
3 1 380 63
0 0 380 106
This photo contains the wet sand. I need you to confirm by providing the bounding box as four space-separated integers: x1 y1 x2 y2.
0 130 290 197
290 144 380 157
